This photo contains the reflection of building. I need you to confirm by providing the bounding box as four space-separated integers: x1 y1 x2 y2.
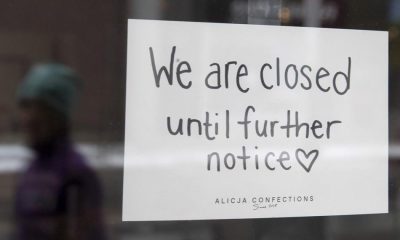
0 0 127 141
0 0 398 142
244 0 341 26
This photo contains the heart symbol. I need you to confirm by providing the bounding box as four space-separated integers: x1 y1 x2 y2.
295 149 319 173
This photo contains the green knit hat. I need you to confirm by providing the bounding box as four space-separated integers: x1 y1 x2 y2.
17 63 80 116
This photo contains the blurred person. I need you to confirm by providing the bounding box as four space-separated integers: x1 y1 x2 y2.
14 64 106 240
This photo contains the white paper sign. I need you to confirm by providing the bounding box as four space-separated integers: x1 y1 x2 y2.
123 19 388 221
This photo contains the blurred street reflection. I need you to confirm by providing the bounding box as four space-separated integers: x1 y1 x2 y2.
15 64 106 240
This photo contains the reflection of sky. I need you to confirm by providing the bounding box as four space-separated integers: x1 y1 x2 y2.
0 143 399 172
390 0 400 22
0 143 124 173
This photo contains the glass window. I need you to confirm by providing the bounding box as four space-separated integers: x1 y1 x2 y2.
0 0 398 239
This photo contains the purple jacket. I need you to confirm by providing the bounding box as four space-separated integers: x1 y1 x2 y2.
15 139 106 240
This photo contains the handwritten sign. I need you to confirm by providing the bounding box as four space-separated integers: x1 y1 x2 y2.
123 19 388 221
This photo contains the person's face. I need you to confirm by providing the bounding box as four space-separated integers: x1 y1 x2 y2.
19 99 65 148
